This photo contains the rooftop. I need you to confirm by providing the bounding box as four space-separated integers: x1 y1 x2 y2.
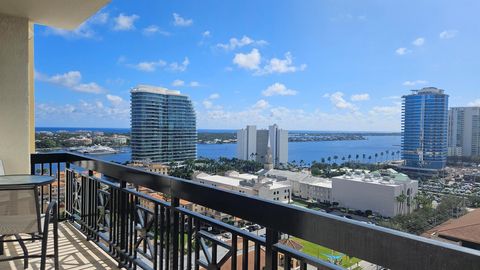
332 169 415 187
130 84 183 96
423 209 480 246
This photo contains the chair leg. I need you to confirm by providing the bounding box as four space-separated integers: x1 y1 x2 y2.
15 234 29 269
53 218 59 270
40 231 49 270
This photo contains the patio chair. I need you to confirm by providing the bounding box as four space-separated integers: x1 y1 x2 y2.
0 160 4 176
0 186 58 270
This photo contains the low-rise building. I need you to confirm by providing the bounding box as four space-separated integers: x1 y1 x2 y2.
261 169 332 203
193 171 291 203
331 169 418 217
128 161 169 175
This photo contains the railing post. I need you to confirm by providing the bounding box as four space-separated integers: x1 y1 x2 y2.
118 180 128 268
170 197 180 270
265 228 279 270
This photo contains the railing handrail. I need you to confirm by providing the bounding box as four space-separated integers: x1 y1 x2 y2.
31 152 480 269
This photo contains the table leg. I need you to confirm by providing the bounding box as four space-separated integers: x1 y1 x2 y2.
0 235 4 255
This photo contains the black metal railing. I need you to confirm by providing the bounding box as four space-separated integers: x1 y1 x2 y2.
31 152 480 270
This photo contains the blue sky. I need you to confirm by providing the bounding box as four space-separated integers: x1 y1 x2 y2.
35 0 480 131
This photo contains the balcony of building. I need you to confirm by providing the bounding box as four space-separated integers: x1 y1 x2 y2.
1 1 480 270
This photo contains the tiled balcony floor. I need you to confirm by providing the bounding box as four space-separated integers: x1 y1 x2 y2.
0 222 118 270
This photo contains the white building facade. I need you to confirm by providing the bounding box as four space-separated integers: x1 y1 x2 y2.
237 124 288 166
263 169 332 203
448 107 480 157
236 125 257 161
331 169 418 217
193 171 291 203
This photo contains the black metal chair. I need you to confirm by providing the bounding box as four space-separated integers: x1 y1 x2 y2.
0 186 59 270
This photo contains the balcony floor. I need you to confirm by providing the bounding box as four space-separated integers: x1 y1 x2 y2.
0 222 118 270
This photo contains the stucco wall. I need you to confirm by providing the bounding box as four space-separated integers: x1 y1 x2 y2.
0 13 33 174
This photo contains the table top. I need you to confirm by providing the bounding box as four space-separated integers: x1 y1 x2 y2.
0 174 55 186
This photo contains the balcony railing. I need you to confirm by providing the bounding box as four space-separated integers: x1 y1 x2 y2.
30 152 480 270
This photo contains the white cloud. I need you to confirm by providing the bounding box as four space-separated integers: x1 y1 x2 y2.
403 80 428 87
202 100 214 109
262 83 298 97
36 70 105 94
197 102 401 131
440 30 458 39
232 50 306 75
130 60 167 72
202 31 211 38
252 99 270 110
369 105 401 116
106 94 124 106
412 37 425 46
125 58 188 72
113 13 139 31
395 47 411 55
173 13 193 27
258 52 306 75
216 36 267 51
36 100 129 125
190 81 200 87
233 49 261 70
44 11 109 39
172 79 185 87
350 93 370 101
468 99 480 106
202 93 221 110
143 25 170 36
328 92 357 111
168 57 190 72
209 93 220 100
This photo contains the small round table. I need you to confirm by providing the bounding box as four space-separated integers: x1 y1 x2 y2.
0 175 55 256
0 175 55 187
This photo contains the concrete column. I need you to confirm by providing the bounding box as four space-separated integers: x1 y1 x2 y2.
0 13 34 174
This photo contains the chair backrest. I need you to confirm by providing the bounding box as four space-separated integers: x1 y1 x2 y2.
0 160 5 176
0 187 41 235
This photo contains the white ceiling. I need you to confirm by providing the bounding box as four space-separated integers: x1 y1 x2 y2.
0 0 110 29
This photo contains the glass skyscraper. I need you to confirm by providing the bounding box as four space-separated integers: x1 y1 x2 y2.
401 87 449 170
131 85 197 163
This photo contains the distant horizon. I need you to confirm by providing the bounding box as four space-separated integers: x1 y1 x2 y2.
35 126 401 133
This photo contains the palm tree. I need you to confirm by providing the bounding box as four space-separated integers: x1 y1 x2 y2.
395 193 407 214
321 158 325 164
347 154 352 163
362 154 366 163
396 150 401 160
368 155 372 163
333 155 338 164
385 150 390 161
374 153 378 163
380 152 384 163
327 157 331 164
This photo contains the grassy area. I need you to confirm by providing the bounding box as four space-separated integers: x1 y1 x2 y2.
292 237 361 268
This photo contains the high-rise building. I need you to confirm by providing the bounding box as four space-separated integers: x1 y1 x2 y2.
131 85 197 163
236 124 288 166
236 125 257 161
448 107 480 157
401 87 449 170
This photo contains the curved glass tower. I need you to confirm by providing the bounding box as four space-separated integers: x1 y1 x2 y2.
401 87 448 170
131 85 197 163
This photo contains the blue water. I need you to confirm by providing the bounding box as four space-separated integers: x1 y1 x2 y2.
94 136 400 165
36 127 400 164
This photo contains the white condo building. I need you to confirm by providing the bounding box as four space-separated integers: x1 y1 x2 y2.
331 169 418 217
237 124 288 166
448 107 480 157
262 169 332 203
